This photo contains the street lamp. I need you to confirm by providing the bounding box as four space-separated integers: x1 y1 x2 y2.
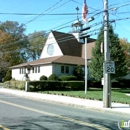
24 64 32 81
27 64 32 74
25 64 32 92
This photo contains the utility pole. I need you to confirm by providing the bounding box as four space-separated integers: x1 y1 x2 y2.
80 25 89 94
80 18 94 94
85 24 88 94
103 0 111 108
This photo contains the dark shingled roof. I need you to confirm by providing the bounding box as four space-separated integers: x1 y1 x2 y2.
10 31 96 69
52 31 82 57
10 55 85 68
52 31 96 58
81 42 95 59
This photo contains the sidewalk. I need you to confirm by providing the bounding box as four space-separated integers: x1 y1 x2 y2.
0 87 130 115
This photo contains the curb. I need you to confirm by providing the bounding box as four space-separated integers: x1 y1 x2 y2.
0 88 130 117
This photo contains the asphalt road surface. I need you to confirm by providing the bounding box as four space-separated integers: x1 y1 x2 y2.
0 93 129 130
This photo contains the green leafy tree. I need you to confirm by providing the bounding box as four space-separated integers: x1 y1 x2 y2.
4 69 12 82
0 21 28 64
27 31 47 60
89 25 127 81
0 58 10 78
120 38 130 67
0 21 28 77
73 65 84 80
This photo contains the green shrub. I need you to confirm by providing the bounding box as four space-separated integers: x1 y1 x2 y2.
11 78 16 81
40 75 47 80
2 78 4 82
29 81 61 91
4 69 12 82
17 81 25 90
112 79 130 88
29 81 84 91
73 65 84 80
67 81 84 90
4 75 12 82
29 81 48 91
48 74 57 81
4 80 25 90
59 75 77 81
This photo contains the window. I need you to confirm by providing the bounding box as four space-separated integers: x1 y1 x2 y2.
35 67 37 73
38 66 40 73
31 66 40 73
19 68 21 74
61 66 64 73
47 44 54 55
20 68 25 74
66 66 69 73
32 67 34 73
61 66 69 73
24 68 26 74
21 68 23 74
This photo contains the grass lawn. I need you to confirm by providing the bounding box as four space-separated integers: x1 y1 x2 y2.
39 88 130 104
1 81 130 104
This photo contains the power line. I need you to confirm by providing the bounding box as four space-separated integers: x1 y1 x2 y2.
115 11 130 14
24 0 63 25
24 0 103 25
2 1 130 59
0 34 77 55
111 16 130 21
25 0 72 25
0 19 104 50
1 2 130 53
1 30 100 56
109 2 130 11
0 32 97 55
117 22 130 34
0 0 35 20
0 19 103 49
0 1 109 51
109 1 130 7
0 0 17 12
0 12 78 16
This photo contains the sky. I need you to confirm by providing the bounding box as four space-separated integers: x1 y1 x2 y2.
0 0 130 41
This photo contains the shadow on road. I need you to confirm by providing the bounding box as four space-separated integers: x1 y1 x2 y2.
0 114 120 130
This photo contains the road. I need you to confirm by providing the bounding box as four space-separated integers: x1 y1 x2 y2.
0 93 129 130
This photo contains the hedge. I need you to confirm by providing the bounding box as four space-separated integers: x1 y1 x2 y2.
88 79 130 88
4 79 129 91
58 75 77 81
4 80 25 90
29 81 84 91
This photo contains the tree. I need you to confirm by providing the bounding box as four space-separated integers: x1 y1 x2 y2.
0 58 10 78
0 21 28 64
73 65 84 80
3 69 12 82
120 38 130 67
26 31 47 60
0 21 28 77
89 25 127 81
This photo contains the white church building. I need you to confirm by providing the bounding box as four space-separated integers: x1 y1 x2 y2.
10 30 95 81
